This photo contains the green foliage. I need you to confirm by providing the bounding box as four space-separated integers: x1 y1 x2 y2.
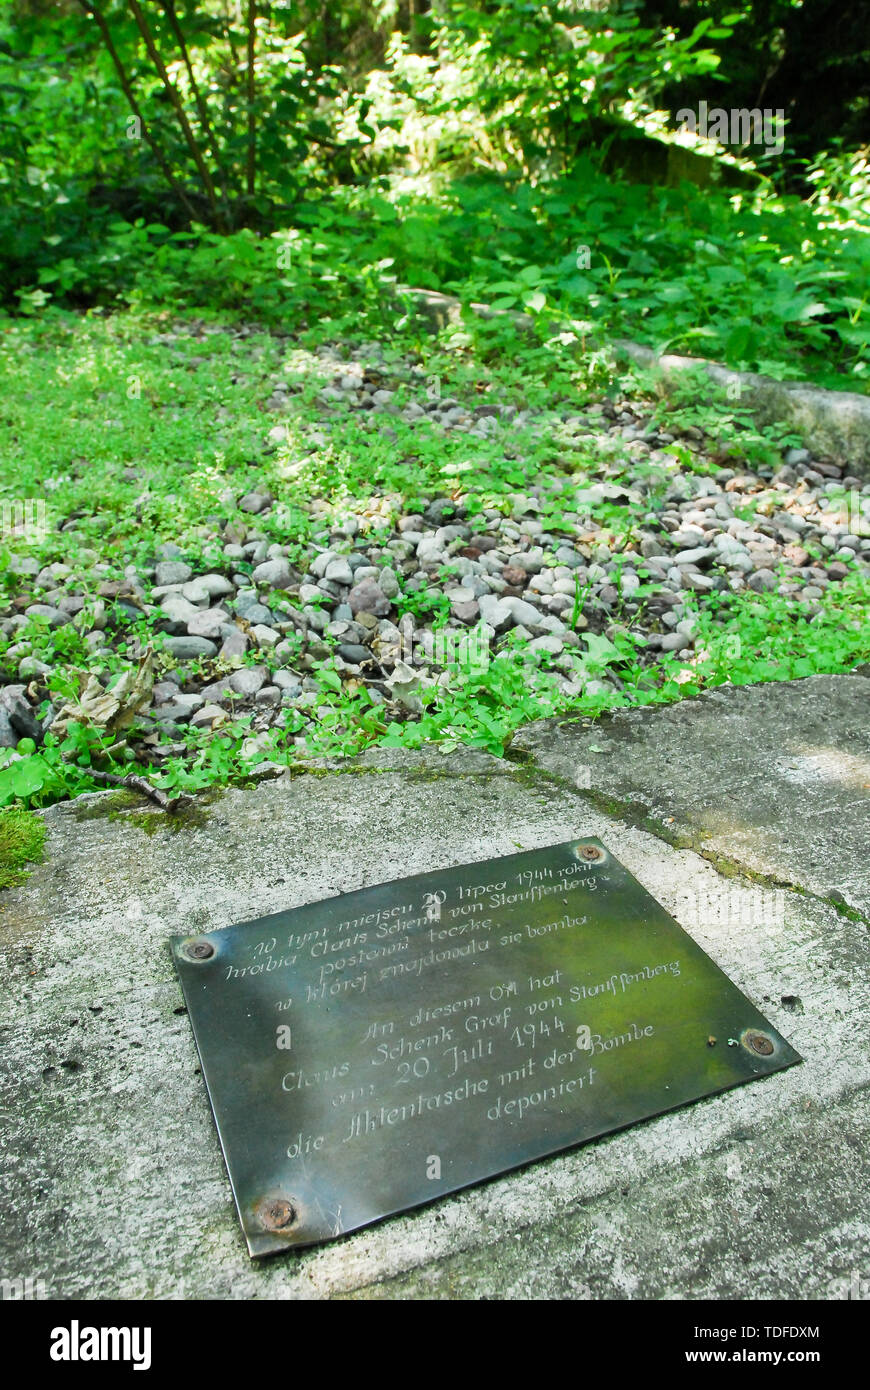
0 720 122 809
416 163 870 388
8 158 867 389
435 0 729 170
687 572 870 686
642 1 870 172
1 2 867 390
0 804 46 888
0 0 353 303
302 567 870 761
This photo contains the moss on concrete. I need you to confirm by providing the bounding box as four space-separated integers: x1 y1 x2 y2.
72 790 142 819
71 786 225 835
0 807 47 889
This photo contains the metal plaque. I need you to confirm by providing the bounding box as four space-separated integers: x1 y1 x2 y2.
170 838 801 1256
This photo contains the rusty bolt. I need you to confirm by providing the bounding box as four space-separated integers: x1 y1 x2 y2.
577 844 604 862
185 940 214 961
744 1030 774 1056
259 1197 296 1231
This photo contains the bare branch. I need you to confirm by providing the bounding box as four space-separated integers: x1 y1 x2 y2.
245 0 256 198
85 766 189 813
157 0 229 212
126 0 221 220
77 0 200 222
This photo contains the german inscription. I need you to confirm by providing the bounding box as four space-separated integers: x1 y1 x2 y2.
171 838 801 1256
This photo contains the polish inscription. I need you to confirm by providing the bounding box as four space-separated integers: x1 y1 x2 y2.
171 838 801 1256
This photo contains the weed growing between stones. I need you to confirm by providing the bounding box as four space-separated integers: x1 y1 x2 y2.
0 312 868 811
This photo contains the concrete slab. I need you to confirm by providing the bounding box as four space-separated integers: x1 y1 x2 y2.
1 710 868 1301
513 674 870 919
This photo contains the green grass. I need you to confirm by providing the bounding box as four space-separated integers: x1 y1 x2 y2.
0 806 46 888
1 305 868 811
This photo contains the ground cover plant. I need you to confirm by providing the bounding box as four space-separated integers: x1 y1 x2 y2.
1 304 867 810
0 1 868 814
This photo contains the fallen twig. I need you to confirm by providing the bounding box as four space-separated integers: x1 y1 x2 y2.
85 768 188 813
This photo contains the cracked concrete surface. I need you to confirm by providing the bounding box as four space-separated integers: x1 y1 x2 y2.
0 676 867 1300
513 674 870 918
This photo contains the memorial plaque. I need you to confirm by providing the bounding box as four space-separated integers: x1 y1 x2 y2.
170 838 801 1256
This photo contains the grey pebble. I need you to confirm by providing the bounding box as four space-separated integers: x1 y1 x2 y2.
252 558 293 589
163 636 218 660
155 560 192 586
